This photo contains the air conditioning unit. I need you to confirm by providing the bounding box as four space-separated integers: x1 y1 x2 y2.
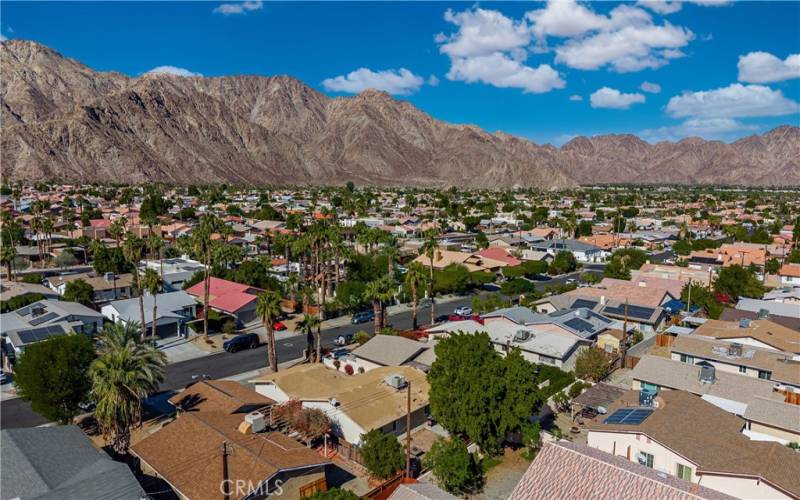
245 411 266 433
385 375 407 390
329 398 341 407
728 342 743 357
514 330 531 342
739 318 751 329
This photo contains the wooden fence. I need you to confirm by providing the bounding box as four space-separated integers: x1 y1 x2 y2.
655 334 675 348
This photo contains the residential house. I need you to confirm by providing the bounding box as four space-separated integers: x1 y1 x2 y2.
47 271 134 303
778 263 800 287
2 426 144 500
632 263 715 287
538 294 667 334
693 318 800 355
587 389 800 499
763 287 800 305
186 276 262 325
511 441 733 500
101 291 197 338
670 335 800 393
0 280 59 302
390 481 457 500
140 257 206 291
132 380 329 500
251 364 430 447
343 335 431 373
630 355 799 444
426 319 585 369
530 239 605 263
1 299 103 358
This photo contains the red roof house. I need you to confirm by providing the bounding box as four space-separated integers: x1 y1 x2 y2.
476 247 522 267
186 277 262 324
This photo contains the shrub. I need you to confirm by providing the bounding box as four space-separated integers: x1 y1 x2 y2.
424 438 483 495
574 348 609 382
344 364 354 375
361 429 404 480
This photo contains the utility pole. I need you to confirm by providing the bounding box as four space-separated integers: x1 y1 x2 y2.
686 280 692 318
620 299 629 368
222 441 231 500
405 380 412 478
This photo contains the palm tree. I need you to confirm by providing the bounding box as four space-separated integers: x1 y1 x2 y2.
298 313 321 362
122 233 147 341
257 290 282 373
364 276 395 335
142 268 163 341
192 215 219 340
1 244 16 282
420 230 440 325
146 233 164 278
404 262 427 330
90 322 166 455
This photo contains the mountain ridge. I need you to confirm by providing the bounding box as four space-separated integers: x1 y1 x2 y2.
2 39 798 188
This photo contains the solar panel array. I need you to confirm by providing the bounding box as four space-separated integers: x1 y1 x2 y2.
572 299 598 310
564 317 595 333
603 304 656 320
28 312 58 326
604 408 653 425
17 325 67 344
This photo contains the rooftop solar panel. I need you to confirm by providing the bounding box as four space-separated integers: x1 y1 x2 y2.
603 304 656 321
564 317 595 332
28 312 58 326
604 408 653 425
573 299 598 309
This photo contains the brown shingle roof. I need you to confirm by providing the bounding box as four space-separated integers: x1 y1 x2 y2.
168 380 274 414
693 318 800 355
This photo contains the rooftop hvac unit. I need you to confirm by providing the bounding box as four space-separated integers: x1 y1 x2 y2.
245 411 266 433
104 272 115 282
757 308 770 319
329 398 341 407
639 387 657 407
385 374 407 390
513 330 532 342
699 364 716 384
739 318 751 329
728 342 743 357
31 306 45 317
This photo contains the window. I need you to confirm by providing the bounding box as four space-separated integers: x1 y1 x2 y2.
739 365 747 374
638 452 654 468
758 370 771 380
677 463 692 481
679 354 694 364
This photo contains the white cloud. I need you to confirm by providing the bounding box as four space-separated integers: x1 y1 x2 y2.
641 117 756 142
146 66 203 77
640 81 661 93
213 0 262 16
322 68 424 95
636 1 682 15
666 83 800 119
428 75 440 86
437 7 565 94
524 1 694 73
0 34 6 42
590 87 646 109
569 94 583 101
738 51 800 83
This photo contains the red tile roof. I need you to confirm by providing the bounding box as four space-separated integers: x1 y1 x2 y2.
185 277 260 313
476 247 522 266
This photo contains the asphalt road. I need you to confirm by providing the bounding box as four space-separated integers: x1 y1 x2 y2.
0 266 601 429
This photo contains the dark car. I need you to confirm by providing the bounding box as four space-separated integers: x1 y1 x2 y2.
434 314 450 324
351 311 375 324
223 333 260 353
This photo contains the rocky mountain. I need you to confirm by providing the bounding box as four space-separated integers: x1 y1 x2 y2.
2 40 798 188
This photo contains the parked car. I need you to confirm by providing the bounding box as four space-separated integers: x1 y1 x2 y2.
334 333 354 346
434 314 451 323
273 321 287 331
565 278 577 285
223 333 260 353
454 306 472 316
0 370 9 385
351 311 375 324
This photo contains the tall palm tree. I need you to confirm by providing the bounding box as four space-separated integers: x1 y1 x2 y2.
404 262 427 330
192 215 219 340
363 276 395 335
257 290 282 373
1 244 16 282
146 233 164 277
142 268 163 341
122 233 147 341
420 230 440 325
298 313 321 362
90 322 166 455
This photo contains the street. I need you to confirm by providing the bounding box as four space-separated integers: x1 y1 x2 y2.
0 266 600 428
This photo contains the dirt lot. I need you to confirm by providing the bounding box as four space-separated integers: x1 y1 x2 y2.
471 447 532 500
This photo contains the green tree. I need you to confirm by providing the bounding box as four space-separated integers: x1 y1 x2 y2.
672 240 692 256
304 489 360 500
548 251 577 275
577 220 593 237
14 334 96 424
257 290 283 372
765 258 781 275
574 348 609 382
404 262 428 330
122 233 147 341
361 429 404 480
1 244 17 281
522 421 542 456
90 322 166 454
363 276 395 335
681 282 723 319
63 279 94 307
429 333 542 454
604 248 648 280
714 265 764 301
420 230 440 324
425 438 483 495
298 313 321 362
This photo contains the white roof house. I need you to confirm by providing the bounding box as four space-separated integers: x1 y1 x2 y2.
101 291 197 337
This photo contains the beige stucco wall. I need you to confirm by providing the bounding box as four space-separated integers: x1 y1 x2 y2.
697 474 791 499
749 421 800 443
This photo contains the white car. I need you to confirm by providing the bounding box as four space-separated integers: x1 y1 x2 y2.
454 306 473 316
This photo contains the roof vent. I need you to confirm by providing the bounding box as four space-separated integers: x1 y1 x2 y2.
576 309 589 319
513 330 532 342
329 398 341 407
739 318 751 328
699 364 716 384
638 281 647 288
385 374 407 390
757 308 769 319
728 342 743 357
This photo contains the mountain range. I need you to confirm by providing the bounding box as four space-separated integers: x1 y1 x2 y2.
2 40 798 189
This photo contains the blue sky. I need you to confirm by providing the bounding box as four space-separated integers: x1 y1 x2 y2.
2 1 799 145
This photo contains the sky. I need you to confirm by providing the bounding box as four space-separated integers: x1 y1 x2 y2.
1 1 799 145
